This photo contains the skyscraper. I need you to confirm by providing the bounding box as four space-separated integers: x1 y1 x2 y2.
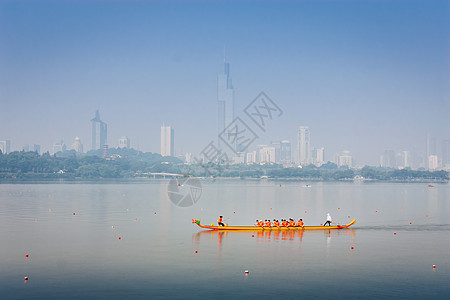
217 61 234 150
91 110 107 151
297 126 311 166
0 140 11 154
161 126 174 157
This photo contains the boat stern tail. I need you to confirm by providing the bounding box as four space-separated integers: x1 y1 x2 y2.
345 219 356 227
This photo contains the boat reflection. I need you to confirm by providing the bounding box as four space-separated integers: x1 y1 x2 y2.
192 228 356 250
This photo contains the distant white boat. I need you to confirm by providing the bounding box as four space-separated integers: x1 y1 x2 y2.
304 184 312 188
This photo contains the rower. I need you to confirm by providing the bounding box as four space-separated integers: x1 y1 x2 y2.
289 218 296 227
297 219 304 227
281 219 288 227
265 220 272 227
218 216 225 227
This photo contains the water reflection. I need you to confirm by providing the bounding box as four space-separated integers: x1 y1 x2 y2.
192 229 356 251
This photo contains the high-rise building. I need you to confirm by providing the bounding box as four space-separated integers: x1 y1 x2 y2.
246 151 258 164
270 140 292 163
338 150 352 168
161 125 174 156
91 110 107 151
53 140 66 154
118 136 130 149
312 147 325 166
280 140 292 163
71 137 84 153
297 126 311 166
259 146 276 164
217 61 235 150
0 140 11 154
380 150 396 168
428 155 438 170
396 150 410 169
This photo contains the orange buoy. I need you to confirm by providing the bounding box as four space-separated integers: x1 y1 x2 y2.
432 265 436 269
154 212 156 214
348 216 350 218
25 254 29 258
73 212 76 215
270 208 272 210
351 246 354 250
426 215 429 217
410 222 412 225
233 212 235 214
24 277 28 281
394 232 397 235
305 211 307 213
376 211 378 213
195 250 198 253
320 223 323 226
118 237 121 240
134 218 137 221
244 270 249 274
112 226 114 229
338 208 340 210
252 235 254 237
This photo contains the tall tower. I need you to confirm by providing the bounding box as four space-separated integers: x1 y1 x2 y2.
161 125 174 156
297 126 311 166
217 60 235 150
91 110 107 151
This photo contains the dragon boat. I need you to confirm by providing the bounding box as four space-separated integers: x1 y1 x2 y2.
192 219 356 231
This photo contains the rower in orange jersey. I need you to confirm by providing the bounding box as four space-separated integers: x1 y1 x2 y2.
273 219 280 227
265 220 272 227
281 219 288 227
297 218 304 227
256 220 263 227
289 218 296 227
218 216 225 226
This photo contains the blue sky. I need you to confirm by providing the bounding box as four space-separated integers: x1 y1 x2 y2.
0 0 449 165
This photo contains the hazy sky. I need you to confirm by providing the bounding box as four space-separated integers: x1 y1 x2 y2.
0 0 449 165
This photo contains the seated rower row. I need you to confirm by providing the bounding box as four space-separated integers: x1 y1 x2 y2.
256 218 304 227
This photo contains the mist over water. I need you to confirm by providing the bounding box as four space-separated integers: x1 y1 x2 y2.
0 180 448 299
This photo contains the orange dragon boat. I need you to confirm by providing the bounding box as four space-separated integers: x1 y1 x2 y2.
192 219 356 231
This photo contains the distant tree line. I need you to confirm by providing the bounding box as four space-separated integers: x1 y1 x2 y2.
360 166 449 181
0 149 182 179
0 150 448 181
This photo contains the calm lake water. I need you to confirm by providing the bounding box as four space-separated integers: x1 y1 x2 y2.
0 180 449 299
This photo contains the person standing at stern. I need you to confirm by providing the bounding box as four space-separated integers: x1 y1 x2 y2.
324 213 332 226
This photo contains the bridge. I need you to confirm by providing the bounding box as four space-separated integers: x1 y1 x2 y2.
146 172 184 179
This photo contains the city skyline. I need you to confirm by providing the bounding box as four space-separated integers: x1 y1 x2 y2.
0 1 449 166
1 107 450 169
